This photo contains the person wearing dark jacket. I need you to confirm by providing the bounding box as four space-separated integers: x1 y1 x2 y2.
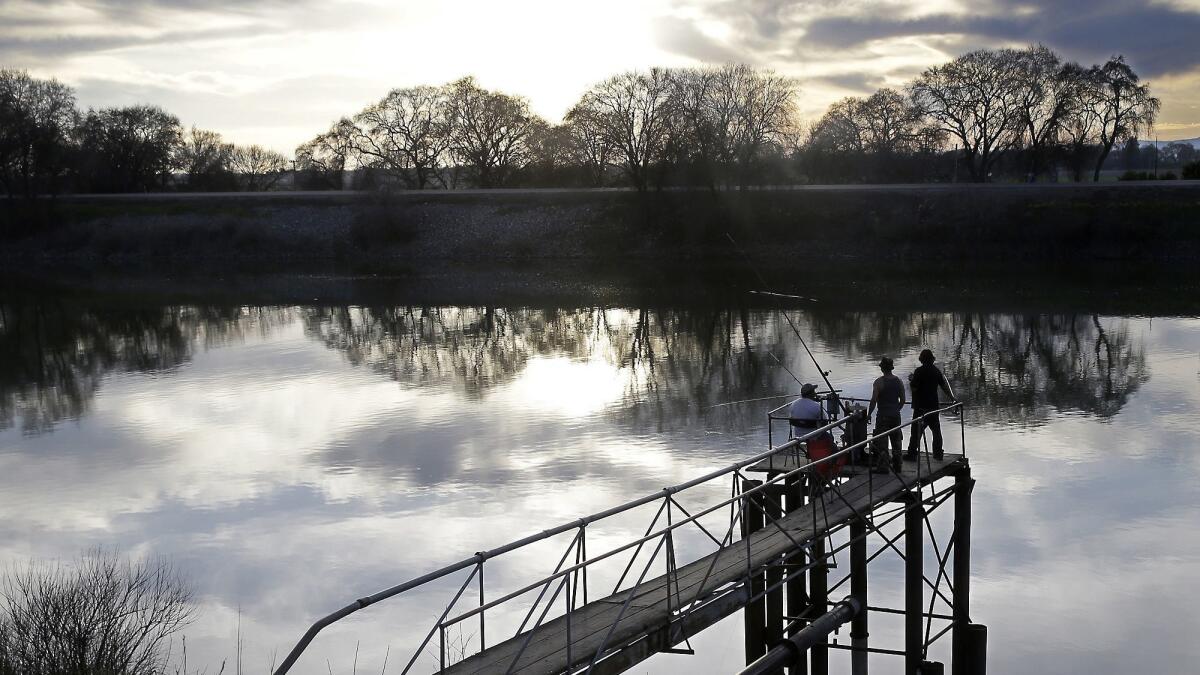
906 349 956 461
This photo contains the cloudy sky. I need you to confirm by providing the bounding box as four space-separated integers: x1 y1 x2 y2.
2 0 1199 152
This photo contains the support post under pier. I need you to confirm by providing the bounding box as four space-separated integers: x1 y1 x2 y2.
850 517 868 675
742 479 766 665
906 492 924 675
765 483 784 647
785 476 808 675
952 467 974 675
810 506 828 675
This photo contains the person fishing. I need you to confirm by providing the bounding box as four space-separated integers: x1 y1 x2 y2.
789 383 826 436
906 348 957 461
867 357 906 474
790 383 843 480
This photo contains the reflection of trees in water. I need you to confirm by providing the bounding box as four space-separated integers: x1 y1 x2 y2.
809 312 1148 425
0 304 293 434
301 306 803 432
0 302 1149 435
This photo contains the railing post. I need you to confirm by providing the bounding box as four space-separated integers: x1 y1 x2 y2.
850 517 868 675
952 466 974 675
905 493 924 675
742 479 766 664
478 561 485 650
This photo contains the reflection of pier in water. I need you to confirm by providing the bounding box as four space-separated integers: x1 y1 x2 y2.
275 402 984 675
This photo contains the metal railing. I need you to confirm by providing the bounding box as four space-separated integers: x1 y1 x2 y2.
274 401 965 675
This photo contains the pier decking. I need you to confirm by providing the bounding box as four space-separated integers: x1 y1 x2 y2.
275 401 978 675
445 455 966 675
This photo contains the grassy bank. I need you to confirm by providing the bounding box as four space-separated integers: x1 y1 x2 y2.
2 183 1199 271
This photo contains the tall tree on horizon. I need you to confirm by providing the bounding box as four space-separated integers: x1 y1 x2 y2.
1088 55 1160 182
352 86 452 189
0 69 77 199
1012 45 1085 181
910 49 1027 182
574 69 676 192
444 77 542 188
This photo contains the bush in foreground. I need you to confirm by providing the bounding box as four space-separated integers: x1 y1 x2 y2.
0 549 195 675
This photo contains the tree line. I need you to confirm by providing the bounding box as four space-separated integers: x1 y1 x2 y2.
0 46 1179 197
0 69 289 198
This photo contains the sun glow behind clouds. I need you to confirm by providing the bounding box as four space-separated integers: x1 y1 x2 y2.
4 0 1200 149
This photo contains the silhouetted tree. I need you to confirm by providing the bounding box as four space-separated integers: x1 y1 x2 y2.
1158 142 1195 168
76 105 182 192
444 77 542 188
1013 46 1084 181
0 69 77 199
352 86 451 189
295 117 356 189
1088 56 1159 181
910 49 1026 182
229 144 288 191
1119 137 1142 170
562 103 614 187
575 69 676 192
175 126 235 191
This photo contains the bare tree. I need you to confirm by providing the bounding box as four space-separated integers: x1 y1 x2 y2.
175 126 233 191
726 65 796 187
1012 46 1083 181
809 97 867 155
668 67 724 188
229 144 289 191
0 549 195 675
295 117 357 190
76 105 182 192
575 69 676 192
562 103 614 187
1088 55 1159 182
0 69 77 199
859 88 927 156
910 49 1026 182
352 86 451 189
444 77 542 188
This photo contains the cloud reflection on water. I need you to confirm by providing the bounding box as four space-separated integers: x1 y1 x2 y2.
0 299 1191 674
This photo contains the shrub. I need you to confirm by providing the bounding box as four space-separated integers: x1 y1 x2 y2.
0 549 195 675
1160 171 1177 180
1183 161 1200 180
1118 170 1150 181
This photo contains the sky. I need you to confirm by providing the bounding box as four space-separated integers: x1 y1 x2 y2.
1 0 1199 153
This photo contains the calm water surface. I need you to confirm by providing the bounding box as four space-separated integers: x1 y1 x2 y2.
2 295 1198 673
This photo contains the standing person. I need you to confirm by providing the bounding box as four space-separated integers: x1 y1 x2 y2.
906 349 957 461
867 357 906 473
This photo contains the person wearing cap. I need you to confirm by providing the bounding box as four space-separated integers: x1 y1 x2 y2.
788 383 826 438
867 356 906 473
906 349 956 461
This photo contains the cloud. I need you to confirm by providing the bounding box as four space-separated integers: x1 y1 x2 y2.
701 0 1200 78
652 15 742 64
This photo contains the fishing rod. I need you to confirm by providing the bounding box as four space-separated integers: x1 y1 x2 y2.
706 393 800 410
725 233 846 411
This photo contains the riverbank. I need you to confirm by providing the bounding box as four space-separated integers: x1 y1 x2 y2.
2 183 1200 271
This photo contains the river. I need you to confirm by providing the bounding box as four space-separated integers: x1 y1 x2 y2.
1 277 1197 674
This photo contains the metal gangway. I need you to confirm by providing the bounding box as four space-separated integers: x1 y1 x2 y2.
274 399 980 675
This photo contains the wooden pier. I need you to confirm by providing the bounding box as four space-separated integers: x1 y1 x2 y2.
445 455 969 675
274 402 983 675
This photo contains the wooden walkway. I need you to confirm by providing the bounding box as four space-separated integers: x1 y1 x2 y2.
443 454 966 675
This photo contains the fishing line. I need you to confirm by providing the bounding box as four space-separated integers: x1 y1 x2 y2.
705 393 801 410
725 232 843 404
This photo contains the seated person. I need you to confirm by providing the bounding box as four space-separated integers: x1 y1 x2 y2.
790 383 843 479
